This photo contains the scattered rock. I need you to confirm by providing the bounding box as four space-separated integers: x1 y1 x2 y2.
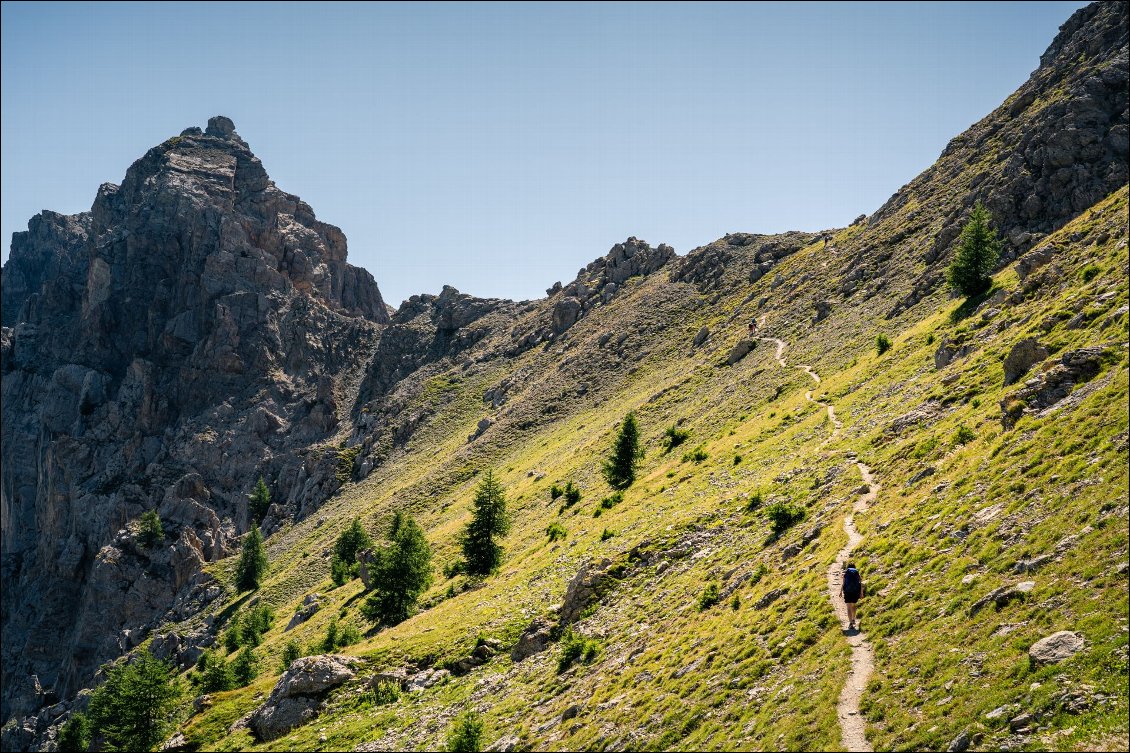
985 705 1011 721
1003 338 1049 385
754 588 788 609
969 581 1035 615
1000 345 1111 427
486 733 520 752
561 704 580 721
726 339 756 365
1014 244 1055 280
693 326 710 347
886 401 944 436
907 467 936 485
1009 712 1035 733
158 732 190 751
370 667 410 689
286 594 321 631
1013 554 1053 574
405 668 450 692
1029 631 1085 665
935 339 975 370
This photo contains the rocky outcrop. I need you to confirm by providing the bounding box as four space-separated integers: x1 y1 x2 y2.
572 237 674 291
355 285 511 405
726 339 756 365
1 211 91 327
878 1 1128 317
1002 338 1049 384
559 558 617 625
670 232 817 291
1000 345 1112 427
248 655 358 741
511 617 554 662
552 297 583 335
1 117 388 724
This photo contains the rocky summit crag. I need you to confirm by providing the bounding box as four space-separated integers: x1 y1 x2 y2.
1 116 388 723
2 3 1128 752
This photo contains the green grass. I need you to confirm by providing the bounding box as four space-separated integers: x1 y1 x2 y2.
170 187 1128 753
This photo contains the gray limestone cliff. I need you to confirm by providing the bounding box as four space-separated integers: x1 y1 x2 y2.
0 116 389 723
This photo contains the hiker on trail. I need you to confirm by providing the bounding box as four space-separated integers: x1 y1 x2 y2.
748 318 758 336
841 561 864 629
823 232 831 247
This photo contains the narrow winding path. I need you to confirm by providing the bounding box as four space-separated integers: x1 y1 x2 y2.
754 329 842 444
754 329 874 752
828 458 877 753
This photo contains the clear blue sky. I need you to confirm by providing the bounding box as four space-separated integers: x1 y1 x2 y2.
1 1 1087 306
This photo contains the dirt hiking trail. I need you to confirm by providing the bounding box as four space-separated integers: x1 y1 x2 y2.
755 327 875 752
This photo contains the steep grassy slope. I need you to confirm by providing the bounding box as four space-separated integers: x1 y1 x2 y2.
71 4 1125 752
163 180 1128 752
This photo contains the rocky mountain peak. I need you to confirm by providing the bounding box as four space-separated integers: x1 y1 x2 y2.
205 114 238 139
0 117 393 722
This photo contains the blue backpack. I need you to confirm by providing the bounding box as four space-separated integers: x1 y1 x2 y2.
843 567 862 596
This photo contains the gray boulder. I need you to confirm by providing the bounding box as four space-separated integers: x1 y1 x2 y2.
205 115 237 138
248 655 357 741
1029 631 1085 665
274 654 356 697
511 617 554 662
552 297 583 334
249 696 321 742
405 668 449 692
934 339 975 369
559 558 616 625
693 326 710 347
1015 245 1055 280
726 339 756 365
1003 338 1049 384
969 581 1035 615
286 594 321 631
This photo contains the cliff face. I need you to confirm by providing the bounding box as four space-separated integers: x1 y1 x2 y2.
0 117 389 721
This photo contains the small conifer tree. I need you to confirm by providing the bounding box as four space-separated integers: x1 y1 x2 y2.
232 646 258 686
602 412 643 490
460 471 510 576
235 527 268 592
947 202 1002 297
280 639 302 671
330 517 373 586
87 649 184 752
446 711 485 753
361 511 434 625
197 650 234 693
248 478 271 522
138 510 164 548
58 713 92 752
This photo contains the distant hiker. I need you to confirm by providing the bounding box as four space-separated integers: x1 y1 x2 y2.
747 318 758 336
823 232 831 247
841 561 864 629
